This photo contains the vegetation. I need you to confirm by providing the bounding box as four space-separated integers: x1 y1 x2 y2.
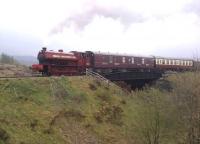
0 53 18 65
0 73 200 144
0 53 31 77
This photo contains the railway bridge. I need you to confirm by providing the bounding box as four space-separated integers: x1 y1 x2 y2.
104 71 163 89
104 71 162 81
87 69 163 89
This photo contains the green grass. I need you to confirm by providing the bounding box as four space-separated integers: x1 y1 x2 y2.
0 76 131 144
0 72 200 144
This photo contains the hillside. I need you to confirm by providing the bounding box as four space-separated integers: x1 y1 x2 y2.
0 53 32 77
13 56 37 66
0 73 200 144
0 64 32 77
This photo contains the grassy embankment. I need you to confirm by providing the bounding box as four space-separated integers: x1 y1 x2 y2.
0 72 200 144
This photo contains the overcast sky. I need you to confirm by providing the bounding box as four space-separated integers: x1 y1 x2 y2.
0 0 200 57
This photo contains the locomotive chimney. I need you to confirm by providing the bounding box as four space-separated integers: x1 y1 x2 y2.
42 47 47 51
58 49 63 52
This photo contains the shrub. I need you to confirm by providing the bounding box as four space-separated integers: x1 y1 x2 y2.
96 91 111 102
71 93 87 104
30 119 38 131
50 109 86 127
88 83 97 91
64 109 86 121
0 128 9 143
0 53 18 64
94 79 101 87
94 103 123 125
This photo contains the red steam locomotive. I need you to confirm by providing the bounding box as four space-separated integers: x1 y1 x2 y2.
32 47 86 75
32 47 196 76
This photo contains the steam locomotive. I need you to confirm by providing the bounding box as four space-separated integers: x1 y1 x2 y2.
32 47 197 76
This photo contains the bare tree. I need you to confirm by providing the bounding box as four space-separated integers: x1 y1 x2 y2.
171 73 200 144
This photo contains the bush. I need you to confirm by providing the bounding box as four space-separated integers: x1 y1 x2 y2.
94 102 123 125
50 109 86 127
94 79 101 87
64 109 86 121
88 83 97 91
0 128 9 143
96 90 111 102
169 72 200 144
0 53 18 64
131 88 176 144
71 93 87 104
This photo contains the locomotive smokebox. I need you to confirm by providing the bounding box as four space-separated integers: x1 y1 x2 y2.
58 49 63 52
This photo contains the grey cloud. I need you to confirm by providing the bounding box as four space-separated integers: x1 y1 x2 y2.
153 44 200 59
184 0 200 16
50 5 146 34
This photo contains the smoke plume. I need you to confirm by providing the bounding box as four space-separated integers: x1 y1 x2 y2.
50 5 145 35
185 0 200 16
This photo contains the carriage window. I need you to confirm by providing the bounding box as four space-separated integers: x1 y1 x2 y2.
172 60 175 65
142 58 145 64
184 61 187 66
159 59 163 64
165 60 168 65
168 60 171 65
167 60 170 65
122 57 126 63
189 61 193 66
156 59 159 64
187 61 190 66
128 58 131 63
132 57 134 64
180 61 183 65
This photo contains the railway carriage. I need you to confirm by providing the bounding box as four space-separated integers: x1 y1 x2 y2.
32 47 197 76
91 52 154 74
155 57 193 71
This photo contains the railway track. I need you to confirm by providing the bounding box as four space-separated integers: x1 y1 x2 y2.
0 75 44 79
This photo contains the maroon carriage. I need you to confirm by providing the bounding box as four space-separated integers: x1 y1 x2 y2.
86 52 155 74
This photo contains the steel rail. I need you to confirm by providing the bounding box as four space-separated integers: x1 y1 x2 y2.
0 75 45 79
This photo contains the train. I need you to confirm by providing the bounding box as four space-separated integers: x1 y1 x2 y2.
32 47 198 76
